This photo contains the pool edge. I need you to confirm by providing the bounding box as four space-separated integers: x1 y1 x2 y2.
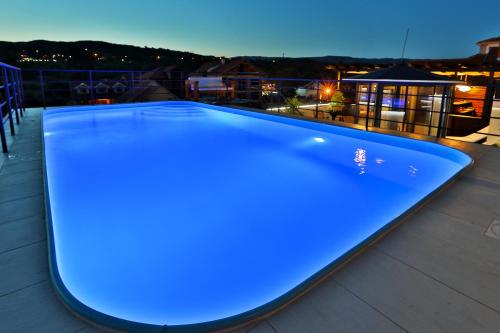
41 102 474 333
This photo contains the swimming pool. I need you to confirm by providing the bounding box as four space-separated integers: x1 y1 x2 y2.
42 101 471 332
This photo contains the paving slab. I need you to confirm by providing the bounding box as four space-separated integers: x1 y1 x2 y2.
0 215 46 253
0 281 86 333
333 250 500 333
377 209 500 313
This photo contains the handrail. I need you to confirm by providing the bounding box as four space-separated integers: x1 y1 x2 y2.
22 68 148 73
18 67 499 144
0 61 26 152
0 61 21 71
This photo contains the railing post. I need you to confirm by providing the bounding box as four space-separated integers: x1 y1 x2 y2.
0 71 8 152
39 70 46 109
366 83 372 130
15 70 24 117
89 71 94 104
9 70 20 125
277 80 281 108
17 70 26 114
3 67 15 135
131 72 135 100
315 80 320 118
184 80 191 100
0 108 7 152
437 86 452 138
193 81 199 100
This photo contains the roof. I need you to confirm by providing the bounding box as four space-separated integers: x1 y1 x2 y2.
94 82 110 88
140 66 182 80
477 36 500 44
191 58 264 76
344 63 462 84
112 81 127 87
73 82 89 88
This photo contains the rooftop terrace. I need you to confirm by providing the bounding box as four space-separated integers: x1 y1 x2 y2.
1 107 500 333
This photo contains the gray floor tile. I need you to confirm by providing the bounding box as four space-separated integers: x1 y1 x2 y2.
469 151 500 185
0 159 42 176
0 195 44 225
0 241 48 296
377 210 500 313
334 250 500 333
0 281 85 333
0 215 45 253
0 169 42 187
426 178 500 230
74 324 115 333
0 180 44 204
247 320 276 333
268 278 405 333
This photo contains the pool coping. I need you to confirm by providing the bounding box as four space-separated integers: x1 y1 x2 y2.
41 101 474 333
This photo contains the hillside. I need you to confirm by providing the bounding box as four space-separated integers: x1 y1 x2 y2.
0 40 217 72
0 40 404 78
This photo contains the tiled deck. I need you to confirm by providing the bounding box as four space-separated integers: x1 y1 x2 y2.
1 108 500 333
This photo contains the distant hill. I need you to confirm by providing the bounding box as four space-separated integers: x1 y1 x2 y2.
0 40 404 78
307 55 404 65
242 55 403 78
0 40 217 72
243 55 402 65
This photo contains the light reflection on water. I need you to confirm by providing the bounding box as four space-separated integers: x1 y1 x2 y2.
408 165 418 177
354 148 367 175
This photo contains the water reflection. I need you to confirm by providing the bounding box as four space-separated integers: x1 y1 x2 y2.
313 137 325 143
408 165 418 177
354 148 367 175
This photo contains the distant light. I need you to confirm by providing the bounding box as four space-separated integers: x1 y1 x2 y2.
324 88 332 94
314 137 325 143
456 85 471 92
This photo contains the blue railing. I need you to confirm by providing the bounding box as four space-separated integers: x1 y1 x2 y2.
0 62 26 152
17 67 500 143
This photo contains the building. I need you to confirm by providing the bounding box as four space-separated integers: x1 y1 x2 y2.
94 82 110 94
112 81 127 94
141 65 185 97
323 37 499 141
187 58 265 100
344 63 461 137
477 36 500 59
73 82 90 95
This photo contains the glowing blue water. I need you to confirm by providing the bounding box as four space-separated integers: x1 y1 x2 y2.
43 102 471 326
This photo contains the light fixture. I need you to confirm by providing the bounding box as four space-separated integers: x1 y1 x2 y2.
314 137 325 143
456 85 471 92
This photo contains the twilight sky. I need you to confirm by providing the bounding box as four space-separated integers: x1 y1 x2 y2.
1 0 499 59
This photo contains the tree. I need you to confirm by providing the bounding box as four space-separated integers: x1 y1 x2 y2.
285 96 303 116
329 90 345 111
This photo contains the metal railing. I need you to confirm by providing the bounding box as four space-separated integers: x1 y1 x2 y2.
22 68 184 108
189 76 499 143
19 68 500 144
0 62 26 152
